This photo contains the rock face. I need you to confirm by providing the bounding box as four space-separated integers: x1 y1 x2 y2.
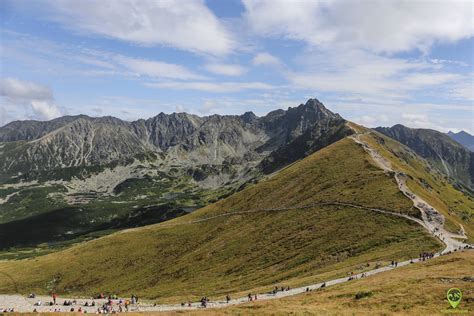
0 99 351 185
375 124 474 191
448 131 474 152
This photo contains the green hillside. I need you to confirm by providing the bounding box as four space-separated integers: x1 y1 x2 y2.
0 137 442 301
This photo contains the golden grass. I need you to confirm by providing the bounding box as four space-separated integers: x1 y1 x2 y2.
185 250 474 316
0 138 442 301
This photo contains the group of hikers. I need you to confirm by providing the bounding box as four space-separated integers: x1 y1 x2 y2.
419 252 434 261
25 293 139 314
271 286 291 295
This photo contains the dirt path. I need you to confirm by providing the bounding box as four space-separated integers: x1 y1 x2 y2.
349 133 470 253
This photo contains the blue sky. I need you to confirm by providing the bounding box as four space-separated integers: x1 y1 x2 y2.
0 0 473 133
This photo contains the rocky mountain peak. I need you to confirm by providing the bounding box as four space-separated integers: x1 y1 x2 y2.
240 111 258 123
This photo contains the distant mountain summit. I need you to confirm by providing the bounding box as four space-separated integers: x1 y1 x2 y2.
447 130 474 151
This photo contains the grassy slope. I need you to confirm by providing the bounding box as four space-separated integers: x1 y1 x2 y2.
197 251 474 316
358 128 474 242
0 138 442 301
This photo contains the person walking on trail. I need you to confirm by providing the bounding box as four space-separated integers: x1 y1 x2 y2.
52 293 57 305
125 300 130 312
226 295 231 303
248 293 252 302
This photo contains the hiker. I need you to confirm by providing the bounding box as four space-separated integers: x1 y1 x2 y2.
248 293 253 301
124 300 130 312
226 295 231 303
306 287 310 292
321 282 326 288
254 294 257 301
52 293 57 305
286 286 290 291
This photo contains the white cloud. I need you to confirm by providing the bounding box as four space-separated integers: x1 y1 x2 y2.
0 77 61 121
146 81 275 93
30 100 62 120
36 0 235 55
204 63 247 76
449 79 474 101
243 0 474 53
114 56 206 80
252 52 281 66
0 77 53 100
285 49 469 101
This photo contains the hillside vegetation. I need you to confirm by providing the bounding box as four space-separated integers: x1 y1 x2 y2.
197 251 474 315
0 137 442 301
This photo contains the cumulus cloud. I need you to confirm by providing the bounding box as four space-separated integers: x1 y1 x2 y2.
0 77 61 120
252 53 281 66
146 81 275 93
204 63 247 76
30 100 62 120
0 77 53 100
243 0 474 53
34 0 235 55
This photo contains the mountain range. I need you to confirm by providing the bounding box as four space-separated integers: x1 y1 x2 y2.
0 99 472 253
0 99 350 184
0 98 473 310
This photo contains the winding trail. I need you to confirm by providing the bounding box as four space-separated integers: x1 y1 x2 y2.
349 133 469 253
1 133 473 313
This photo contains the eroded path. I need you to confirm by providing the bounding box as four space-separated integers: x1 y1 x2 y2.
349 133 469 253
